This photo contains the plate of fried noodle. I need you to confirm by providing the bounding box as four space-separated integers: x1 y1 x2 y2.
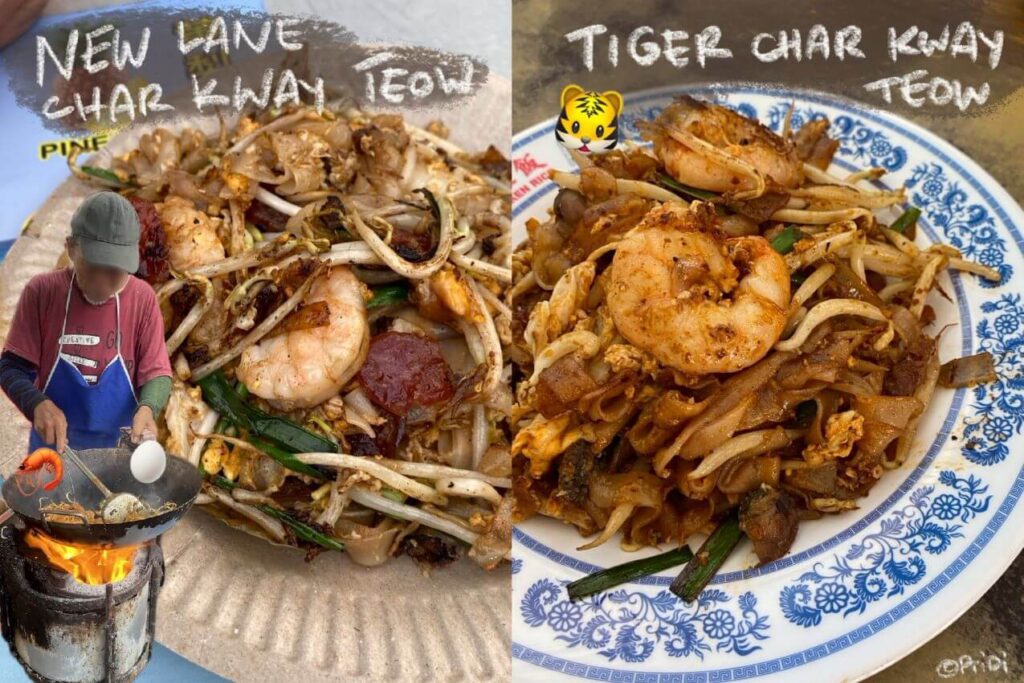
0 81 512 681
509 86 1024 682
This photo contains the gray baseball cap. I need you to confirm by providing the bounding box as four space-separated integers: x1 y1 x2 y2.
70 192 140 273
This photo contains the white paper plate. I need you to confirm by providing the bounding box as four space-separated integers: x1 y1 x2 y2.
510 85 1024 682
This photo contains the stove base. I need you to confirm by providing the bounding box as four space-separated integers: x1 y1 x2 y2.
0 528 164 683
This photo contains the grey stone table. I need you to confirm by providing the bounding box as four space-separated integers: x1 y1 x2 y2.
513 0 1024 680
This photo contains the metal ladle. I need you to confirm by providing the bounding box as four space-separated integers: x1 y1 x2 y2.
61 446 149 524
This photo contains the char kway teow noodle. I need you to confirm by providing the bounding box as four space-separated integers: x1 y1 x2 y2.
511 95 1001 568
71 105 513 569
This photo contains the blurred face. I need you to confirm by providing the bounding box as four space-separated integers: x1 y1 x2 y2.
67 238 130 303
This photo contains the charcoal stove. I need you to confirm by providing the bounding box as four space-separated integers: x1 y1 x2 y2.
0 520 164 683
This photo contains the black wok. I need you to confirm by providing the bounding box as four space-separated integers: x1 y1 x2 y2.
2 447 202 547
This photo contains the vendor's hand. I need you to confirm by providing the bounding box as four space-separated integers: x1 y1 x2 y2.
131 406 158 444
33 399 67 452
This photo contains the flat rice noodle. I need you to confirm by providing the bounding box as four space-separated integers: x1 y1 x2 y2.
165 169 214 207
673 497 715 541
938 352 997 388
627 397 675 455
528 217 574 287
577 371 636 415
718 456 782 496
583 498 610 529
626 505 664 547
853 395 923 457
479 446 512 479
565 194 652 262
541 494 597 536
334 518 401 567
628 500 677 547
807 391 842 445
653 391 707 429
589 470 664 510
775 335 864 390
864 370 887 395
669 351 795 460
738 383 823 431
723 179 790 222
679 396 753 460
626 417 673 456
792 317 841 357
784 461 838 496
832 369 884 397
614 436 642 474
589 413 638 454
890 305 922 344
672 458 720 501
272 131 328 195
705 489 736 520
826 257 886 309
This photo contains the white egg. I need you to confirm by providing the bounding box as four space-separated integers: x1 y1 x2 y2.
130 440 167 484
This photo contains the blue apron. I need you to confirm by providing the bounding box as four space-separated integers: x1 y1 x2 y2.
28 272 137 452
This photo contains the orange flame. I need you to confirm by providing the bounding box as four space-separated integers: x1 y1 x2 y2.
23 529 139 585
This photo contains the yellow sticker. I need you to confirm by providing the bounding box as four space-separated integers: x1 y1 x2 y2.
37 134 110 161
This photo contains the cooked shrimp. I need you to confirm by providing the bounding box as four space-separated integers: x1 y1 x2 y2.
237 266 370 409
156 196 226 270
641 96 803 196
606 202 790 374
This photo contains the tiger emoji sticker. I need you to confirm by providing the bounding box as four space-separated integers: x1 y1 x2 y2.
555 85 624 155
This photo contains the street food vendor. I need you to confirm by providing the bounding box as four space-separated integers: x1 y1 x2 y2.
0 192 172 452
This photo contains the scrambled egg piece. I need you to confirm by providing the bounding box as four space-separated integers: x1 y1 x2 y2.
803 410 865 466
201 439 246 482
511 413 585 477
604 344 660 377
430 266 477 321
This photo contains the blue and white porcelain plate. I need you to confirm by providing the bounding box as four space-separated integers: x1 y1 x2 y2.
510 86 1024 682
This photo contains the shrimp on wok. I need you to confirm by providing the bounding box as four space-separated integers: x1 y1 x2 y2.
73 106 512 570
512 96 1000 569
